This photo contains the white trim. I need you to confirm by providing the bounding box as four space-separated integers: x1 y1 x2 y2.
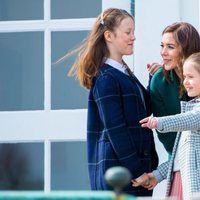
0 110 87 143
44 0 51 20
0 19 95 32
44 30 51 110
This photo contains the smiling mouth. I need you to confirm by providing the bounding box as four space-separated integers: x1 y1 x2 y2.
163 59 171 64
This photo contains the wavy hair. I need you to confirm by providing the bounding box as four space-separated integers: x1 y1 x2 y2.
162 22 200 96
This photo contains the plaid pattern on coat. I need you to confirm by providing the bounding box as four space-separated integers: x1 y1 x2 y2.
154 97 200 200
87 64 158 197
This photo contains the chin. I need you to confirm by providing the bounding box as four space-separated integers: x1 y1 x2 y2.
125 51 133 55
164 64 176 71
188 93 196 97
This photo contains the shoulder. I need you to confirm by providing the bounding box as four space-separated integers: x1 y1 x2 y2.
151 69 178 91
93 67 120 98
95 65 119 87
150 68 164 91
152 68 164 79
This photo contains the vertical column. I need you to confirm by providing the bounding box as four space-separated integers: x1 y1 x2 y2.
44 0 51 193
44 0 51 110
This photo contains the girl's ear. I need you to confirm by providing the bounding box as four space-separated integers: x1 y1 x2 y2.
104 30 113 43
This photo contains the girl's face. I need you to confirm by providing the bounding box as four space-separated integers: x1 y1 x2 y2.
183 61 200 97
160 33 182 71
106 17 135 62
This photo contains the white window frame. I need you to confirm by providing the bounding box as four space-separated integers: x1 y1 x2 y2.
0 0 94 192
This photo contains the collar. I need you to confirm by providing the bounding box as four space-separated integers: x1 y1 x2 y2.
181 97 200 112
105 58 127 74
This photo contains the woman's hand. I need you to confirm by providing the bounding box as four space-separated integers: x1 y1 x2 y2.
147 63 162 75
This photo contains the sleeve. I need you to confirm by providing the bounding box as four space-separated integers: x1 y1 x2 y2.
93 74 145 178
153 161 169 182
157 107 200 132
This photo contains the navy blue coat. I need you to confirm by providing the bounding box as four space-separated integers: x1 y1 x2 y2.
87 64 158 196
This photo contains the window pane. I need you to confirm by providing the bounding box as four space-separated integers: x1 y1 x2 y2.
0 0 43 21
0 32 44 111
0 143 44 190
51 141 89 190
51 0 102 19
51 31 88 109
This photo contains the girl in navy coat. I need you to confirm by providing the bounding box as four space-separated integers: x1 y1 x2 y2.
69 8 158 197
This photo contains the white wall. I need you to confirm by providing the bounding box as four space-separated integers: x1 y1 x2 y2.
180 0 199 29
135 0 180 85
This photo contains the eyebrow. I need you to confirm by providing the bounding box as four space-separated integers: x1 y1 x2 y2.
161 42 177 47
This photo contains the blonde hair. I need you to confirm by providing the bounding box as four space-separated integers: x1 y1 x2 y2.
184 52 200 74
66 8 134 89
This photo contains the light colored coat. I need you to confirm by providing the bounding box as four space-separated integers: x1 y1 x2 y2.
153 97 200 200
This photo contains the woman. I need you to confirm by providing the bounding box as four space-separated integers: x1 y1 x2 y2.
148 22 200 155
68 8 158 196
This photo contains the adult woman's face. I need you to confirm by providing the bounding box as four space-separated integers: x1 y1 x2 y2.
160 32 181 71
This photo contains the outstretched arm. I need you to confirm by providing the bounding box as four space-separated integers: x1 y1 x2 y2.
140 105 200 132
140 117 158 129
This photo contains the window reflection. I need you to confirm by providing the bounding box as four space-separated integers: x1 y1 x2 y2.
51 0 101 19
0 0 43 21
51 31 88 109
0 143 44 190
0 32 44 111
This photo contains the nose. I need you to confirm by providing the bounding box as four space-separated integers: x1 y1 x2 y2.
131 33 136 41
161 47 168 56
183 77 188 87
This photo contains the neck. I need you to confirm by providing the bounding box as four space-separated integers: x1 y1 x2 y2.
174 67 182 79
108 54 123 64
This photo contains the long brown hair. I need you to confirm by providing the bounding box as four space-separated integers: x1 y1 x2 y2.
65 8 134 89
162 22 200 96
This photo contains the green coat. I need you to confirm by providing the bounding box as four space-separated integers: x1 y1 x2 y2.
150 68 180 154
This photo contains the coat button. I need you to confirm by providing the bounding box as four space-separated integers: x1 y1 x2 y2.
144 151 149 156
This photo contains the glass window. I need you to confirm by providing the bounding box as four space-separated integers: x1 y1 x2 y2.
51 31 88 109
0 143 44 190
51 0 102 19
0 0 43 21
0 32 44 111
51 141 89 190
